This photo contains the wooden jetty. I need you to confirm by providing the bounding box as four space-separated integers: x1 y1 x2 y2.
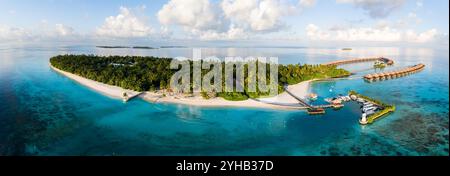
283 85 332 115
323 57 394 66
363 64 425 81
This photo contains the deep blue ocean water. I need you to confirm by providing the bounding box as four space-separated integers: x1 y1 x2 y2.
0 46 448 156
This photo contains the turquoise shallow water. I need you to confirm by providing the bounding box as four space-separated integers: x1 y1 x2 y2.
0 46 448 156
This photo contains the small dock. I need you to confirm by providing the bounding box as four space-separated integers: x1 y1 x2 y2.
363 64 425 81
283 85 342 115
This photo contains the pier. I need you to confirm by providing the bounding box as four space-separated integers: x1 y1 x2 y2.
349 91 396 125
283 85 339 114
363 64 425 81
323 57 394 66
283 85 314 109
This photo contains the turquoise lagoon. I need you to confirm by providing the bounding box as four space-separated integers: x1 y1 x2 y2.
0 46 448 156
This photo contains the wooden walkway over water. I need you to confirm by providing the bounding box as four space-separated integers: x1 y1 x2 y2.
283 85 335 111
255 57 423 113
323 57 394 66
363 64 425 81
283 86 314 109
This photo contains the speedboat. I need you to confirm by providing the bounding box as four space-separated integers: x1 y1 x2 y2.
308 108 325 115
308 93 318 101
357 98 365 103
363 107 377 112
363 102 372 106
365 110 376 116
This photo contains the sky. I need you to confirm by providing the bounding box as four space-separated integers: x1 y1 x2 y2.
0 0 448 47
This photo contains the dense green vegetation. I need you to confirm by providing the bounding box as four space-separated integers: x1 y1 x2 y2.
96 46 130 49
349 90 396 124
50 54 350 100
373 62 386 69
278 64 351 85
50 55 174 92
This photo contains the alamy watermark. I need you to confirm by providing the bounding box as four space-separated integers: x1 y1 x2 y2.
170 49 279 96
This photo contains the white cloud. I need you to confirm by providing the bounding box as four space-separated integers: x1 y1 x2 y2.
306 24 438 43
407 12 422 24
159 0 291 33
221 0 295 32
416 1 423 8
405 29 437 43
0 25 31 41
55 24 74 36
159 26 172 38
373 12 422 30
1 22 78 43
306 24 332 40
96 6 154 38
337 0 406 18
192 24 249 40
158 0 305 40
299 0 316 8
158 0 226 32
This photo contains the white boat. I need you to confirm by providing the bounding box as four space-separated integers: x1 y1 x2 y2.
363 102 372 106
343 96 351 101
308 93 318 101
365 110 376 116
363 104 374 108
363 106 376 111
363 107 378 113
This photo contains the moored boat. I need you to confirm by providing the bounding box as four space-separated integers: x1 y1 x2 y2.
308 93 318 101
307 108 325 115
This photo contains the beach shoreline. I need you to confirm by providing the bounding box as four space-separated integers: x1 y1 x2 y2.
50 64 312 110
50 64 141 100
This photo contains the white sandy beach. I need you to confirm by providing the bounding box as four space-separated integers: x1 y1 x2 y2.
139 92 309 110
258 80 314 104
50 65 141 100
51 64 312 110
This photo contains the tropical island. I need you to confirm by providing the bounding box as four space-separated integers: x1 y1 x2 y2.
96 46 157 49
96 46 130 49
132 46 157 49
49 54 350 109
160 46 187 48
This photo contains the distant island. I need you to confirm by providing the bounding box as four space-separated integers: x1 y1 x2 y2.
160 46 187 48
96 46 157 49
96 45 187 49
96 46 130 49
49 54 350 109
132 46 157 49
342 48 352 51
